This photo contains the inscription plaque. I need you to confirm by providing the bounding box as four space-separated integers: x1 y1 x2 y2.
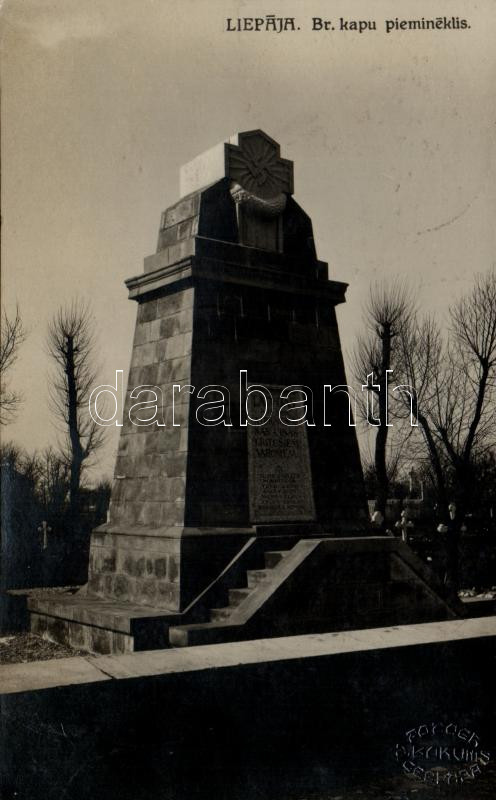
248 386 316 523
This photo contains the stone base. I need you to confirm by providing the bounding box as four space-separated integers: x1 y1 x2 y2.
27 530 302 653
28 590 181 654
27 536 463 655
87 524 261 612
86 522 345 614
169 536 463 646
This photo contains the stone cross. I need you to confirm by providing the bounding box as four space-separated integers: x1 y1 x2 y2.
226 130 294 199
38 520 52 550
180 130 294 200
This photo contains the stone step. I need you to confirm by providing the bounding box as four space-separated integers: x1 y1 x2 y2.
246 569 270 588
169 622 240 647
27 591 179 653
228 587 252 607
264 550 288 569
210 607 233 622
31 610 135 655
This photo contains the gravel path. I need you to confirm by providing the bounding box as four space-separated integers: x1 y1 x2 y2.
0 632 87 664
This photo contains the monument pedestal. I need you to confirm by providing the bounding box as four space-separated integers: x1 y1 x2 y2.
29 131 461 653
28 534 462 654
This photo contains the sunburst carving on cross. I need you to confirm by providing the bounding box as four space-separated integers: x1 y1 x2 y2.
226 130 294 200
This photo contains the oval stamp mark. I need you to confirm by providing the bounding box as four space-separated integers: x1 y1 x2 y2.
394 721 491 787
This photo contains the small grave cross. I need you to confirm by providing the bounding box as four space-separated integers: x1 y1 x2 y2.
38 520 53 550
395 510 414 543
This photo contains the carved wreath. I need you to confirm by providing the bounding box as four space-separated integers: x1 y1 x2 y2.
230 183 287 218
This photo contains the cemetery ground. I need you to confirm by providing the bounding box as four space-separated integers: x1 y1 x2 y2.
1 619 495 800
1 587 495 665
2 498 494 799
0 632 86 664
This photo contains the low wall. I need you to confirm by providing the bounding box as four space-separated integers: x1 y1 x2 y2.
1 619 495 800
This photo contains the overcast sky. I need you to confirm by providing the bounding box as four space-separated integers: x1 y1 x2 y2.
2 0 495 481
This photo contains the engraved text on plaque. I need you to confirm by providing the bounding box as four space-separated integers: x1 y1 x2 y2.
248 387 316 523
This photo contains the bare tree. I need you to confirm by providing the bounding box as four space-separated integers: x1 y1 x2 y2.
445 269 496 506
353 281 416 520
0 305 26 425
398 270 496 519
396 314 449 514
1 442 68 511
47 300 105 516
394 269 496 594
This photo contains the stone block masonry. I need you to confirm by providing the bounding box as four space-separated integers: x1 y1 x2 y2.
85 130 369 617
28 131 373 650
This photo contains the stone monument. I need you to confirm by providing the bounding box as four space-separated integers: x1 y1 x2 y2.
28 131 461 652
